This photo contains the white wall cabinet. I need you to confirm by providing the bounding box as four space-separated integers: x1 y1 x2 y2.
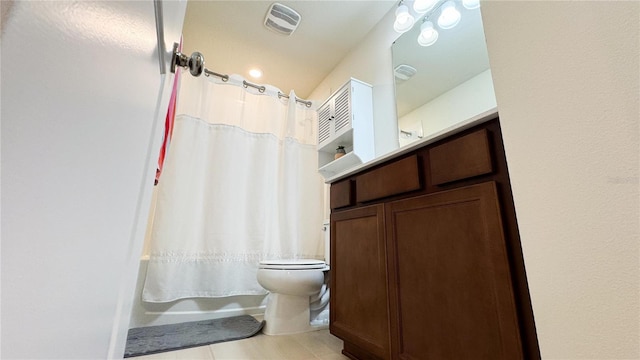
318 78 375 178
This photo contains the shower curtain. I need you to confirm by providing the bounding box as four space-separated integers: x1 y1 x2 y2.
142 72 324 302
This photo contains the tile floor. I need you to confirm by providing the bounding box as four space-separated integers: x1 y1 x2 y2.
128 329 349 360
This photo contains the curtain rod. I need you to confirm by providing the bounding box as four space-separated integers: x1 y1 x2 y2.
172 46 313 108
204 69 312 108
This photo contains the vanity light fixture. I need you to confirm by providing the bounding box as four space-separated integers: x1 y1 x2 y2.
399 0 479 47
413 0 438 14
417 20 438 47
437 1 461 29
393 1 415 33
462 0 480 10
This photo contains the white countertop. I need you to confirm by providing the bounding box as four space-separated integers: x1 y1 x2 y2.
324 108 499 184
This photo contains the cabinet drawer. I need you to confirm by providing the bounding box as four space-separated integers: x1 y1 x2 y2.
331 179 353 209
429 129 493 185
356 155 421 202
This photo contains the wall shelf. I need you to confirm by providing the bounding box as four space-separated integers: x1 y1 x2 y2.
317 78 374 179
318 151 364 178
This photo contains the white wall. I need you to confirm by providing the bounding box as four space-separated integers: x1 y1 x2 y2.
481 1 639 358
308 5 400 159
398 69 496 138
309 6 401 218
0 1 186 358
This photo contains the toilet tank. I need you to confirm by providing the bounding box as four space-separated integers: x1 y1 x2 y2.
323 220 330 266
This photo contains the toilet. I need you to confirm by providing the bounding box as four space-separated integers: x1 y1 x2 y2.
257 221 331 335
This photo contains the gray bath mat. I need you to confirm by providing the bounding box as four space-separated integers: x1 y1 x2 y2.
124 315 265 358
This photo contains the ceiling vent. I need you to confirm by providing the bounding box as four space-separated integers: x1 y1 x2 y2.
264 3 301 36
394 64 418 83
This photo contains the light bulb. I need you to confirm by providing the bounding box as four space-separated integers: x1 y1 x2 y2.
393 4 415 33
413 0 438 14
437 1 461 29
462 0 480 10
417 21 438 46
249 68 262 78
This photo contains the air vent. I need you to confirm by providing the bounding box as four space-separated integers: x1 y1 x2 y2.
264 3 301 36
394 64 418 83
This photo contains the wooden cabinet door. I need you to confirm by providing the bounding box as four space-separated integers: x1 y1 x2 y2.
331 205 390 359
385 182 523 360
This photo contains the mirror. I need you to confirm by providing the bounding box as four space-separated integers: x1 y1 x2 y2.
392 3 496 147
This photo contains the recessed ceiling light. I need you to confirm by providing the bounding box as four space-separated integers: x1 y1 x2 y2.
249 69 263 78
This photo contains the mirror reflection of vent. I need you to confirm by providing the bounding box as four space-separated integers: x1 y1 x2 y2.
264 3 301 36
394 64 417 83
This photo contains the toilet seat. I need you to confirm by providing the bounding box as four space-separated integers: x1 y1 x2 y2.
259 259 327 270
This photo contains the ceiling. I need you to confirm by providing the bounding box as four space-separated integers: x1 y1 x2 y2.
181 1 397 99
180 0 492 116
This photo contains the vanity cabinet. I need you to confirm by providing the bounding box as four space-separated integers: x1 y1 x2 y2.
385 182 522 359
329 117 540 360
318 78 375 178
331 205 390 359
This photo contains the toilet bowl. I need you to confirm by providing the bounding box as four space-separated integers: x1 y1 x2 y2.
257 259 330 335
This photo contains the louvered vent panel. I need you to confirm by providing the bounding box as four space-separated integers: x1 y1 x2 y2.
318 106 331 144
334 89 350 133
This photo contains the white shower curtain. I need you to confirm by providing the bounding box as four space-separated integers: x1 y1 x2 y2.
142 72 324 302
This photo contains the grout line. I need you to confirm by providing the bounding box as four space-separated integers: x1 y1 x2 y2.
207 343 216 360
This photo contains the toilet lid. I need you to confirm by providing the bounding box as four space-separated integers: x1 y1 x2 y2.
259 259 327 270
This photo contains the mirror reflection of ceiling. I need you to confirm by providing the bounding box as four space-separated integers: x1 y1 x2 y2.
393 6 490 118
182 1 396 98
